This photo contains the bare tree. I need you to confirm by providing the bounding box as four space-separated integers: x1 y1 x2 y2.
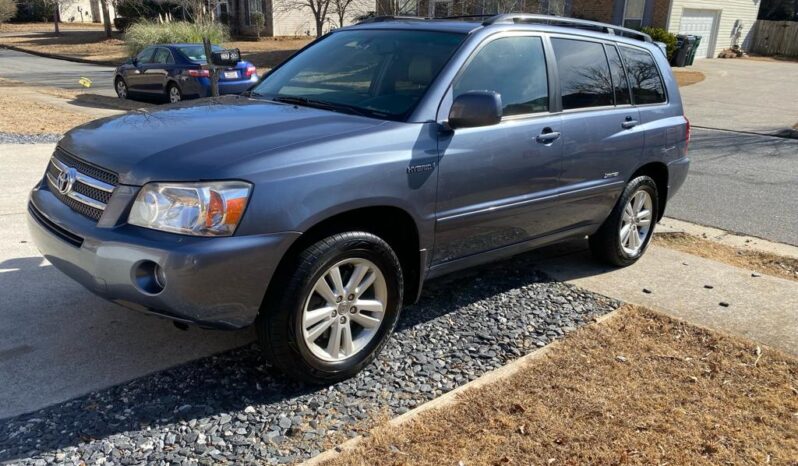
100 0 113 38
331 0 370 27
274 0 332 37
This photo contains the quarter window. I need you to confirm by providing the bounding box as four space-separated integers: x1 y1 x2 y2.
619 46 666 104
551 38 614 110
606 45 632 106
453 36 549 117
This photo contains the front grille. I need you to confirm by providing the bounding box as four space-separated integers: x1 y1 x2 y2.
46 148 119 221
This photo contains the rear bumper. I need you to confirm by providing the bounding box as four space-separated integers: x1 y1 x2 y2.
28 181 299 329
183 75 258 97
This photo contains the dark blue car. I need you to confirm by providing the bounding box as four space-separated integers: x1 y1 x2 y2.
114 43 259 103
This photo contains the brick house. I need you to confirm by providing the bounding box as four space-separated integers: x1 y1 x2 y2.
375 0 763 58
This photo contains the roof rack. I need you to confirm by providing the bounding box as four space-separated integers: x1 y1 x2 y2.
483 14 652 42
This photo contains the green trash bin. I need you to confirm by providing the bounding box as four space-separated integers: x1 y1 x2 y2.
686 35 702 65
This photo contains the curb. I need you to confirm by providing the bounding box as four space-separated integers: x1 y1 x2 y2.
0 44 121 67
300 308 624 466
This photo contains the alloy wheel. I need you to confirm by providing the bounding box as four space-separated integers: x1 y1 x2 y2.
169 86 181 103
116 80 127 99
620 189 653 255
301 258 387 362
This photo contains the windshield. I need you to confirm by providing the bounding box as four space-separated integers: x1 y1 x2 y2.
251 30 465 120
178 45 223 63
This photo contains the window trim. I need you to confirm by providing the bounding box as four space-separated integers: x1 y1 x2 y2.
440 31 556 123
617 43 669 107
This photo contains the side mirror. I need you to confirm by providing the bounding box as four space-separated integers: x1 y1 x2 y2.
448 91 502 129
211 48 242 67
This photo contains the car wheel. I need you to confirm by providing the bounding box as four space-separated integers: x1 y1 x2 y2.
589 175 659 267
257 232 403 384
167 83 182 103
115 78 128 99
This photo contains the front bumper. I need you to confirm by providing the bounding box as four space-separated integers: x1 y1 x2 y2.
28 180 299 329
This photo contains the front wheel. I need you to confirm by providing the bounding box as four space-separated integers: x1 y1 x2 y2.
257 232 403 384
589 175 659 267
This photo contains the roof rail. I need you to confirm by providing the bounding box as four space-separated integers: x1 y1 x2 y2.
357 15 428 24
483 14 652 42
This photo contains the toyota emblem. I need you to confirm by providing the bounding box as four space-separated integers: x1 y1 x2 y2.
56 168 77 195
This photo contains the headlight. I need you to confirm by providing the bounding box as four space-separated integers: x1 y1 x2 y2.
128 181 252 236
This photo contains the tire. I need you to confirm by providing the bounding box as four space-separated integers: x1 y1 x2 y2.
257 232 404 384
166 82 182 103
115 77 128 99
589 175 659 267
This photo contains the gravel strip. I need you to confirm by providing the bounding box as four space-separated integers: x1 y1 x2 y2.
0 132 62 144
0 255 618 465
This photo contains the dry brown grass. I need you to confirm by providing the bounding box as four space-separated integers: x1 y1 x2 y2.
655 232 798 283
0 93 94 134
674 70 705 87
0 23 311 68
324 305 798 466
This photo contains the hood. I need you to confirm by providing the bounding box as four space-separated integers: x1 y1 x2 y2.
59 95 386 185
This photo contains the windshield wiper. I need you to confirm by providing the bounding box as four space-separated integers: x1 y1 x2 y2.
271 96 379 118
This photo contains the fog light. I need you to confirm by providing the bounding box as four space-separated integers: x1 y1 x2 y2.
132 260 166 295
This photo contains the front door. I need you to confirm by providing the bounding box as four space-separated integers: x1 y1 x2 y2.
125 47 155 93
433 34 563 264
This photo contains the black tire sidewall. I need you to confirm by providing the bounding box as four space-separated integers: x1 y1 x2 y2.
612 177 659 264
263 233 403 383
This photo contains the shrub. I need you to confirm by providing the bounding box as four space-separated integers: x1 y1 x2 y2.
0 0 18 23
114 17 135 32
124 20 229 55
641 27 678 60
251 12 264 39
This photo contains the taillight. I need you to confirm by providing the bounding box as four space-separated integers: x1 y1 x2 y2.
245 65 257 78
188 69 210 78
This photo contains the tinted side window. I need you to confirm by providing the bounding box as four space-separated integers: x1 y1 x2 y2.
551 38 613 110
619 46 666 104
606 45 632 105
136 48 154 64
152 48 173 65
453 36 548 116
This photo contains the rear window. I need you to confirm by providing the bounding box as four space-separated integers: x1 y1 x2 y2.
178 45 223 63
551 38 614 110
619 46 666 105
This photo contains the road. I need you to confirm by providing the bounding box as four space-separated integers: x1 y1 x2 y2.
0 48 115 96
667 128 798 246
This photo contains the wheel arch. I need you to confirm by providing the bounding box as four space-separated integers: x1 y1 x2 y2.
261 205 423 312
630 162 668 220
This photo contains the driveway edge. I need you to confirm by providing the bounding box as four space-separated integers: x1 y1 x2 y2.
301 309 624 466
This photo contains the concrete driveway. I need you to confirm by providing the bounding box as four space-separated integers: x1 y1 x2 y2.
0 143 253 419
679 58 798 135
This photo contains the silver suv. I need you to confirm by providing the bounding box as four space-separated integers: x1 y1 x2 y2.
28 15 690 383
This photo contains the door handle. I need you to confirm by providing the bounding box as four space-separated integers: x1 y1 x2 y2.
536 128 561 144
622 117 639 129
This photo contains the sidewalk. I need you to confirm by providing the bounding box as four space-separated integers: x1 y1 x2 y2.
534 232 798 356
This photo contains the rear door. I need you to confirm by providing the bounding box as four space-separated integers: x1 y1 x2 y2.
434 34 563 264
139 47 175 94
553 37 644 230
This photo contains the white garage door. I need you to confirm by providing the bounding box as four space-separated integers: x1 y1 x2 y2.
679 9 718 58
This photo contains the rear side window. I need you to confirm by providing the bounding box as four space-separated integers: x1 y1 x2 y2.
453 36 549 116
152 48 174 65
606 45 632 106
551 38 613 110
619 46 666 104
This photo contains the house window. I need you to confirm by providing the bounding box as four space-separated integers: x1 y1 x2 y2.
246 0 262 25
623 0 645 29
433 0 452 17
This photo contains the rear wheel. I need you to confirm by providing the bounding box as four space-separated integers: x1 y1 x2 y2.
166 83 182 103
257 232 403 384
115 78 128 99
589 175 659 267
